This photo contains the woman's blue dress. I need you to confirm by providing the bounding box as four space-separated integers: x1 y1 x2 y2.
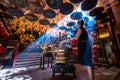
78 27 92 66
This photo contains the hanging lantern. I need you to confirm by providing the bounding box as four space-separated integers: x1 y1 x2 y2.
81 0 98 11
60 2 74 15
47 0 63 9
69 0 83 4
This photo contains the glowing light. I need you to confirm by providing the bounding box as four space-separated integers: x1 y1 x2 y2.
99 33 110 39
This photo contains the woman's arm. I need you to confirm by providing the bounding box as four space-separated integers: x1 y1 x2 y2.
73 28 82 40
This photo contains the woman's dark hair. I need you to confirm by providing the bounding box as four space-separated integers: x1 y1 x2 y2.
77 19 84 26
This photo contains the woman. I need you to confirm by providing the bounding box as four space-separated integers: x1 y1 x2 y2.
71 19 94 80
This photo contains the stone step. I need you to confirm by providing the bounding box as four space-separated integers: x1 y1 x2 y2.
16 58 40 62
15 62 40 68
15 52 41 68
15 60 40 65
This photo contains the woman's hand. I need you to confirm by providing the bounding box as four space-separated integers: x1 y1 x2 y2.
70 38 74 41
71 37 78 40
69 38 78 43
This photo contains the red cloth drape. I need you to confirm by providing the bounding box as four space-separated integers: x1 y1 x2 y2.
0 25 9 39
0 47 6 54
